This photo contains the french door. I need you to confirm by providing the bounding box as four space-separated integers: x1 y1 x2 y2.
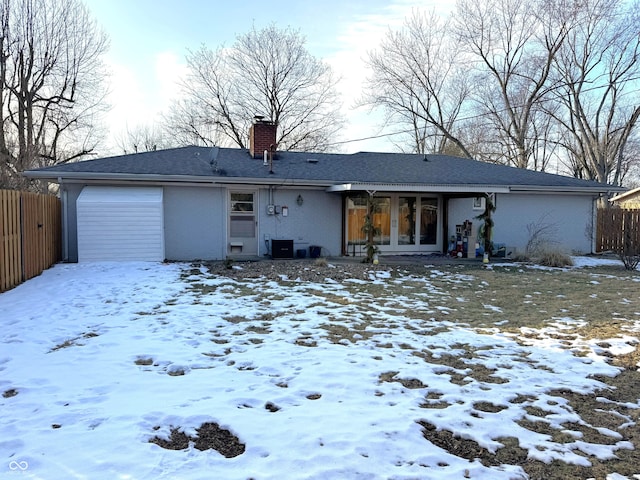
346 194 439 254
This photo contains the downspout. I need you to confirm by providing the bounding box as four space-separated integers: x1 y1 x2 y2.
341 192 346 256
591 195 599 254
442 195 449 255
265 186 275 256
59 177 69 262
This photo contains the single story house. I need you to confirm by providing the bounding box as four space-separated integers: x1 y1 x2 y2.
610 187 640 209
24 119 624 263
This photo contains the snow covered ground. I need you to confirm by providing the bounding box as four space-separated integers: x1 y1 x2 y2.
0 259 638 479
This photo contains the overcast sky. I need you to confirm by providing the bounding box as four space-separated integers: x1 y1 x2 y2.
82 0 454 154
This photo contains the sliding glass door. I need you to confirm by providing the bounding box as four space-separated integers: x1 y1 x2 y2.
346 194 440 254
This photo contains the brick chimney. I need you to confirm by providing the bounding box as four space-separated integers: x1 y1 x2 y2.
249 116 277 159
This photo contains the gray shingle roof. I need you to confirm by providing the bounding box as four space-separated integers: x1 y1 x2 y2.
24 145 621 193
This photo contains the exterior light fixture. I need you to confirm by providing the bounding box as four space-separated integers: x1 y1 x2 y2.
296 194 304 206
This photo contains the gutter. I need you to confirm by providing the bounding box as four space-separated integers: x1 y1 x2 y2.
59 177 69 262
326 183 620 195
24 171 624 195
22 171 337 188
508 185 625 194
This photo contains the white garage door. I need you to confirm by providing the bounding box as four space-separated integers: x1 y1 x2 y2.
77 186 164 262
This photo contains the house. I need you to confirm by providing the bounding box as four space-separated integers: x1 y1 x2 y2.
610 187 640 209
24 119 624 263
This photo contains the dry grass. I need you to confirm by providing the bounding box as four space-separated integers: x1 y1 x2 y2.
537 250 574 267
184 260 640 478
393 264 640 335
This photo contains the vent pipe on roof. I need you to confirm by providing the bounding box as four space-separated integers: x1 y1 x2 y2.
269 144 275 174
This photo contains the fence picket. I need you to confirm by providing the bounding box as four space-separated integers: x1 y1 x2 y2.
596 208 640 253
0 189 61 292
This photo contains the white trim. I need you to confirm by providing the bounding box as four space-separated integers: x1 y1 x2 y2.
610 186 640 202
328 183 511 193
344 193 443 255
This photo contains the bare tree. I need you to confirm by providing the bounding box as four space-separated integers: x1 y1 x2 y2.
363 10 473 156
453 0 568 170
363 0 639 185
165 24 344 152
0 0 108 191
619 138 640 188
115 123 174 155
549 0 640 185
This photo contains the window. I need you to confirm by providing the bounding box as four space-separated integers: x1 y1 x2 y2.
420 198 438 245
346 195 390 246
398 197 416 245
230 192 255 238
231 193 254 212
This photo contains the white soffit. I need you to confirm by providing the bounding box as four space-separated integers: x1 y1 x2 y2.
326 183 511 193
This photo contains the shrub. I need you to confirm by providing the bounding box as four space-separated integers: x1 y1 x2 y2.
525 213 559 257
511 253 531 263
537 250 574 268
619 251 639 270
314 257 328 267
619 217 639 270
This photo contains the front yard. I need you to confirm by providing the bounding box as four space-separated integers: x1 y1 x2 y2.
1 258 639 479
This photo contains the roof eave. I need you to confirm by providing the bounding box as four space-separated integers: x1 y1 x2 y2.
22 171 336 187
24 171 622 195
508 185 624 194
610 186 640 202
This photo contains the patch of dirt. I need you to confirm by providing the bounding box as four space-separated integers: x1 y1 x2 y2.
265 402 281 412
379 371 428 389
2 389 18 398
418 421 601 479
134 357 154 366
472 401 507 413
149 422 245 458
419 392 450 409
611 344 640 370
49 331 99 353
295 335 318 347
320 322 374 344
420 368 640 479
203 259 399 283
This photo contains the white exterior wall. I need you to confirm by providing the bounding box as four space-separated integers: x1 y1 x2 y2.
77 186 164 262
163 186 225 261
448 193 597 255
258 188 343 257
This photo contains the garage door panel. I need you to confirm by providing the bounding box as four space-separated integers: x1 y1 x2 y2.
77 187 164 262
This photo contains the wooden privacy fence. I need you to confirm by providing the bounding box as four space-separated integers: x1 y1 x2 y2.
1 189 61 292
596 207 640 253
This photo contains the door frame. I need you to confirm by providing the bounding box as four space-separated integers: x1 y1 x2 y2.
227 189 259 257
344 193 442 255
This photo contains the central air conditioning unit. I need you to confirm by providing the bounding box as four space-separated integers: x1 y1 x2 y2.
272 239 294 259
